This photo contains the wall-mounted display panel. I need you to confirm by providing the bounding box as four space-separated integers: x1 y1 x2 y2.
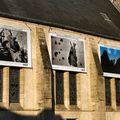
50 33 86 72
0 25 31 67
99 44 120 78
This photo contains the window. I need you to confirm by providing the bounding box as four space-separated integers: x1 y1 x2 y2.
116 78 120 106
55 71 78 106
9 67 20 103
105 77 111 106
0 67 3 102
56 71 64 105
66 118 76 120
69 72 77 105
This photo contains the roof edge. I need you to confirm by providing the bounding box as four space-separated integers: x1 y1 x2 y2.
0 12 120 41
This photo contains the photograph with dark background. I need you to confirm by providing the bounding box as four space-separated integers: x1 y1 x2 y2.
100 45 120 75
0 27 28 66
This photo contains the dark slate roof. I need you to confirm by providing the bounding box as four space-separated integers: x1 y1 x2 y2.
0 0 120 40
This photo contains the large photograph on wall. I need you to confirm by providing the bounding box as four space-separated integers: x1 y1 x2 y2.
0 26 31 67
100 44 120 78
50 33 86 72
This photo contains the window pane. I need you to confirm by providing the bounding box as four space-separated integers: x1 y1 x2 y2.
9 67 20 103
105 77 111 106
69 72 77 105
67 119 76 120
0 67 3 102
56 71 64 105
116 78 120 106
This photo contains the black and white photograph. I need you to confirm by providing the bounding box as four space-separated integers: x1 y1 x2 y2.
0 26 31 67
50 34 86 72
100 44 120 78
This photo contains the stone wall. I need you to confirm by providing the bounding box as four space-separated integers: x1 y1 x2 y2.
0 17 119 120
111 0 120 12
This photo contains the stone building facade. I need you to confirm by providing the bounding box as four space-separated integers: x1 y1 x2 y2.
0 16 119 120
0 0 120 120
110 0 120 12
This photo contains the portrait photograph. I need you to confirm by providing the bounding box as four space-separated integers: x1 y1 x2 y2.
100 44 120 78
0 26 31 67
50 34 86 72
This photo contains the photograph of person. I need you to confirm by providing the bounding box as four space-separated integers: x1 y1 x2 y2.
51 34 86 72
0 26 31 67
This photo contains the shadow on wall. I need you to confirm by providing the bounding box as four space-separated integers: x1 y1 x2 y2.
91 45 103 75
0 107 64 120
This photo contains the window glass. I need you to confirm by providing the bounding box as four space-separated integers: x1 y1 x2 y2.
105 77 111 106
9 67 20 103
67 119 76 120
0 67 3 102
56 71 64 105
69 72 77 105
116 78 120 106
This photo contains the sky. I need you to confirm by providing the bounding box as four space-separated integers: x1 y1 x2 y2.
100 46 120 60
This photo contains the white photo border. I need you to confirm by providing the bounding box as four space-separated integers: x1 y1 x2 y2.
99 44 120 78
0 25 32 68
49 33 86 72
